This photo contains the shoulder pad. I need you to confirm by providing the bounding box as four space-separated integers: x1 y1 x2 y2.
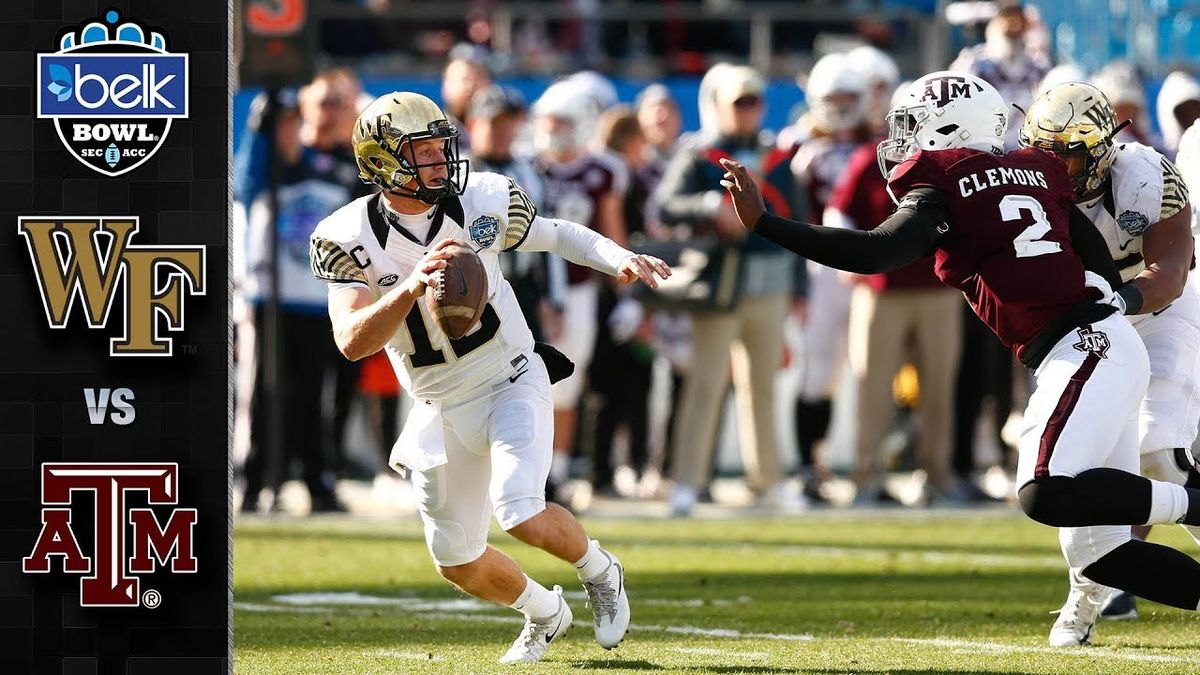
312 194 373 243
887 151 947 196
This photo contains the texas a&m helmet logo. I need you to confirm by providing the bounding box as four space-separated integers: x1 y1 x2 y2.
23 463 197 608
920 75 983 109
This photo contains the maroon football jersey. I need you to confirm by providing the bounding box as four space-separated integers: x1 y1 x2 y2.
887 146 1094 362
537 152 628 285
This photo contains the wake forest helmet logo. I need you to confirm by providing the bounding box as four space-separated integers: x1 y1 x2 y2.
17 216 206 356
23 463 197 608
37 10 188 176
920 75 982 109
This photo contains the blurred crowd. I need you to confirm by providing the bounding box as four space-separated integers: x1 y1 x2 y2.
232 0 1200 517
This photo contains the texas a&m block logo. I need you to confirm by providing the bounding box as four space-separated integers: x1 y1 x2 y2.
23 463 198 607
919 74 983 108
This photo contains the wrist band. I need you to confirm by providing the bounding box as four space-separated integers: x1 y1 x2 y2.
1117 284 1144 315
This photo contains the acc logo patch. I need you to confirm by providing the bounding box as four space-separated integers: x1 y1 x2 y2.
378 273 399 287
469 215 500 249
1117 210 1149 236
37 10 188 176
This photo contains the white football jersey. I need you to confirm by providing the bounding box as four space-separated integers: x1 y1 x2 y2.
310 171 541 401
1077 142 1189 283
1076 142 1196 327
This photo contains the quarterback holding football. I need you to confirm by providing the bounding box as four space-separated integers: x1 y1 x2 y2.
309 92 669 663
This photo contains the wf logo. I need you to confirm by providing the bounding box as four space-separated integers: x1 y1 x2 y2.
23 463 197 608
17 216 206 357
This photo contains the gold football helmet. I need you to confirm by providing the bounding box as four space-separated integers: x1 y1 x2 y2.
1019 82 1119 197
352 92 468 203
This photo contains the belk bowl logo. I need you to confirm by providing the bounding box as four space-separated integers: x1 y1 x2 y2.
469 215 500 249
1117 210 1150 237
37 10 188 176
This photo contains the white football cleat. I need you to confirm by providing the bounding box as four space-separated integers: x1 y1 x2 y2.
581 546 630 649
498 586 572 664
1048 586 1111 647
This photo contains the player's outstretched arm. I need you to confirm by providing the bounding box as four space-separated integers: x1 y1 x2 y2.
326 241 455 361
514 215 671 289
719 158 937 274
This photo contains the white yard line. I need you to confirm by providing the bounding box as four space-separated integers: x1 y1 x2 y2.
374 650 443 662
892 637 1195 665
235 602 1200 666
625 541 1065 569
672 646 769 659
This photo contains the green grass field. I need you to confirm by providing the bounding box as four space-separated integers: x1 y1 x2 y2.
234 511 1200 673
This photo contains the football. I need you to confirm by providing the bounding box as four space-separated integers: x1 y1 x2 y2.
426 243 488 340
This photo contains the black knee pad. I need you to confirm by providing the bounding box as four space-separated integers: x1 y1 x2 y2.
1020 469 1153 527
1018 477 1079 526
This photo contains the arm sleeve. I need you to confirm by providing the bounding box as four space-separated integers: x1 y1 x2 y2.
1068 206 1123 291
501 177 539 251
310 236 369 287
1161 156 1190 221
514 215 634 277
752 187 949 275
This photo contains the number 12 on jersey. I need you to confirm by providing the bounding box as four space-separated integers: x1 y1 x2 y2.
404 302 502 367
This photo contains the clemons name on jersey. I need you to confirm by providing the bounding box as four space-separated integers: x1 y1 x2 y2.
310 170 540 401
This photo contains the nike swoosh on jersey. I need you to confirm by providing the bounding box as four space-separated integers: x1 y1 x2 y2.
1118 238 1135 251
508 369 528 383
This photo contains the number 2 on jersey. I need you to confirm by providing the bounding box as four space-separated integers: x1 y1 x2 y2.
404 303 501 367
1002 194 1062 258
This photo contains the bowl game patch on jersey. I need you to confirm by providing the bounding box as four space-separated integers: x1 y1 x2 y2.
469 215 500 249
